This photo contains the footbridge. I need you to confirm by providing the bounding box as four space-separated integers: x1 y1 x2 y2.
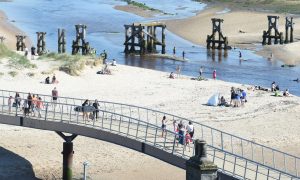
0 89 299 180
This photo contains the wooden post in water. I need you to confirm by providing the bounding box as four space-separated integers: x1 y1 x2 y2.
206 18 229 50
58 28 66 53
124 22 167 55
161 25 166 54
285 17 294 44
36 32 47 55
16 35 26 51
72 24 89 55
262 16 283 45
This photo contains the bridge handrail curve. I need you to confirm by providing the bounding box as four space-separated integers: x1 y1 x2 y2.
0 95 298 179
1 89 299 177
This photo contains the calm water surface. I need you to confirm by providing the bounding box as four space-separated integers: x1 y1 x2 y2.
1 0 300 95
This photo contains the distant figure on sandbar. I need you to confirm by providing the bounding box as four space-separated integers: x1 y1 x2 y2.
199 66 203 77
173 46 176 55
182 51 185 59
239 51 242 59
213 69 217 80
176 65 181 78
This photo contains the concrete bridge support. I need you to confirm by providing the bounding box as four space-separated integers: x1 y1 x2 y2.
186 140 218 180
56 132 78 180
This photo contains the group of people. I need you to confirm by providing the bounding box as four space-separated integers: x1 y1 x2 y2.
172 46 185 60
45 74 58 84
81 99 100 121
161 116 194 151
8 92 44 118
218 87 247 107
271 81 290 97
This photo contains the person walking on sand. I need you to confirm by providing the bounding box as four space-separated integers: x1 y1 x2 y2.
173 46 176 55
52 87 58 108
239 51 242 59
161 116 168 137
182 51 185 59
213 70 217 80
24 47 28 57
176 65 181 78
199 66 203 77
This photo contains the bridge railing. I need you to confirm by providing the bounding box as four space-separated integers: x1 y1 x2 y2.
0 95 298 179
1 89 299 178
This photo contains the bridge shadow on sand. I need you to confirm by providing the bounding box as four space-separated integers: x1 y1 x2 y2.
0 147 39 180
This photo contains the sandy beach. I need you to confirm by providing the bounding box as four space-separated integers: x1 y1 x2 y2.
0 57 300 178
114 4 158 18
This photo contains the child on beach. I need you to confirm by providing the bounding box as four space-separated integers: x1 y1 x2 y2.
169 72 175 79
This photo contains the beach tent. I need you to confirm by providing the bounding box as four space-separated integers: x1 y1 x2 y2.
207 93 219 106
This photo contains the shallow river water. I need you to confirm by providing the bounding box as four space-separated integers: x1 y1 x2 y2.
1 0 300 95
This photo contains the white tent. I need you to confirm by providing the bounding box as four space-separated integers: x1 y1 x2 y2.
207 93 219 106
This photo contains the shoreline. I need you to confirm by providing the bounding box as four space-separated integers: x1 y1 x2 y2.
0 9 31 50
164 6 300 65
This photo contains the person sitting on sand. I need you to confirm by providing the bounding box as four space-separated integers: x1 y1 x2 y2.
45 76 50 84
219 96 228 106
283 89 290 97
169 72 175 79
111 59 117 66
52 74 58 84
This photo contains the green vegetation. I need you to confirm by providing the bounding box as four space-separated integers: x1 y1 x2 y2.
197 0 300 14
8 71 18 77
0 72 4 77
122 0 162 12
0 44 37 70
39 53 102 76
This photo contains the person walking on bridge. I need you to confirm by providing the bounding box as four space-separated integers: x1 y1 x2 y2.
161 115 168 137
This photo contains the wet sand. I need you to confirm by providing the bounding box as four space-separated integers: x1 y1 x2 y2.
0 10 31 49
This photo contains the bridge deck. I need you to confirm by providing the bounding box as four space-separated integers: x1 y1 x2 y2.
0 90 299 180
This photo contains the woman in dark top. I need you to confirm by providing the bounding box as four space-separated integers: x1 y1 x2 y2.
27 93 33 111
92 99 99 120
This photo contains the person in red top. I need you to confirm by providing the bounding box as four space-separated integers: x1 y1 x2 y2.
36 97 44 118
213 70 217 80
52 87 58 108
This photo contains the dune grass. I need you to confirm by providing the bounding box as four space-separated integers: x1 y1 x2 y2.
0 44 37 69
39 53 103 76
197 0 300 14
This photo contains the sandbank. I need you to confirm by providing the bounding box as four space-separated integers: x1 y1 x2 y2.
164 7 300 65
114 4 158 18
0 10 31 50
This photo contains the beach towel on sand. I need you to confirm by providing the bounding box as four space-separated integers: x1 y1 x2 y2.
207 93 219 106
